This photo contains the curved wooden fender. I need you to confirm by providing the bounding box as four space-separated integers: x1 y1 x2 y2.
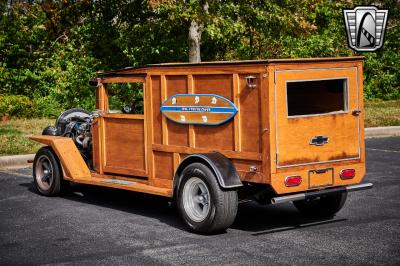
30 135 91 180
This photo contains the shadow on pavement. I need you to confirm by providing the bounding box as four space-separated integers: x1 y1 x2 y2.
232 201 347 235
19 181 346 235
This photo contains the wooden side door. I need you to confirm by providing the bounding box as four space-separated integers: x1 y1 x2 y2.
102 114 146 177
92 80 147 177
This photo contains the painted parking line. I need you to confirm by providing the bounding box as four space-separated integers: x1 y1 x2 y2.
366 148 400 153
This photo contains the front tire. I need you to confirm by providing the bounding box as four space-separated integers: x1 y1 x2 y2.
177 163 238 234
33 147 67 196
293 191 348 218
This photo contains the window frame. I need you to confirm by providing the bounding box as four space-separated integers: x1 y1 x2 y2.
105 82 145 115
285 77 349 119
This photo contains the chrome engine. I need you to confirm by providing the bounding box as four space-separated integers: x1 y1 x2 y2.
42 108 94 167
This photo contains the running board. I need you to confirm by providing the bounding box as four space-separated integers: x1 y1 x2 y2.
271 183 373 204
72 176 173 197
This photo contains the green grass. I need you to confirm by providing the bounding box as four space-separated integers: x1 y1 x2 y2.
364 100 400 128
0 118 53 156
0 100 399 156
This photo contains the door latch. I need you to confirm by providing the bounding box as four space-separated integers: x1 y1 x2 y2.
352 109 361 116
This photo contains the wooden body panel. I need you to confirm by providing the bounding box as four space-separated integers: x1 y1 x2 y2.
103 116 146 176
30 57 366 197
29 136 91 180
274 67 360 167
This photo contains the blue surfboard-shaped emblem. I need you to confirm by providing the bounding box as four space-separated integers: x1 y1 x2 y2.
160 94 238 125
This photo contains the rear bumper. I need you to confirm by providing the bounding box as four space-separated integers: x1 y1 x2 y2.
271 182 373 204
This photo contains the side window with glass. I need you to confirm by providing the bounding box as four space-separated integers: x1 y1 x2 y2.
107 83 144 114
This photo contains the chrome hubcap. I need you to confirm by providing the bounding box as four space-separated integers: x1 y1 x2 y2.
182 177 211 222
35 155 53 191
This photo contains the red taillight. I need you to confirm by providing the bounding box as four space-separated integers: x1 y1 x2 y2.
285 176 302 187
340 169 355 179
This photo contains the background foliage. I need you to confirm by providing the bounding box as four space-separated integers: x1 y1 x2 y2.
0 0 399 118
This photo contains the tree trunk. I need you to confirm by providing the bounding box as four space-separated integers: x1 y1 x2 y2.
188 20 201 63
188 1 209 63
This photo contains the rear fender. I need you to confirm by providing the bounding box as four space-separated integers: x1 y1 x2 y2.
173 152 242 197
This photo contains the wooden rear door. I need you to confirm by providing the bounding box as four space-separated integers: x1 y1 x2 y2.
274 67 361 168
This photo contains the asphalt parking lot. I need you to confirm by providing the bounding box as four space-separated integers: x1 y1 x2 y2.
1 137 399 265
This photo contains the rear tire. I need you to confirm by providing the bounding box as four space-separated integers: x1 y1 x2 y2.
293 191 347 218
177 163 238 234
33 147 68 196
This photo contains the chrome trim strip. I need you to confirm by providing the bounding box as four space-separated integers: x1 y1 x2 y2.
346 182 373 192
271 193 306 204
277 156 360 168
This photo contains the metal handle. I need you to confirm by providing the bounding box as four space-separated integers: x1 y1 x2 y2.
352 109 361 116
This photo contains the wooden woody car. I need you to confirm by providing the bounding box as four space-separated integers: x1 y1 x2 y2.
30 57 373 233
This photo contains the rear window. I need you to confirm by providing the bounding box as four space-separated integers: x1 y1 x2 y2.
286 78 348 117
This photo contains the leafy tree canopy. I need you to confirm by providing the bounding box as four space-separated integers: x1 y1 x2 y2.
0 0 398 117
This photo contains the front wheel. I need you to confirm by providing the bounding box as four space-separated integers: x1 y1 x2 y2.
177 163 238 234
33 147 68 196
293 191 348 218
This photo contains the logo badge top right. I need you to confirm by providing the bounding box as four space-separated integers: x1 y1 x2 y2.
343 6 388 52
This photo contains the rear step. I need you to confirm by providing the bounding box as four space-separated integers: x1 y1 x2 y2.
271 183 373 204
72 176 172 197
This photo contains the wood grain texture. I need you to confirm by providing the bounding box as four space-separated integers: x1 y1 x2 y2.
153 151 174 180
29 136 91 180
92 119 100 172
152 144 262 161
58 57 365 197
274 67 359 168
99 117 106 174
232 159 263 183
103 118 146 176
102 114 144 119
233 74 241 152
77 175 172 197
261 70 271 183
151 76 162 145
161 75 168 145
100 76 146 84
188 75 196 147
193 74 234 151
145 75 155 183
239 74 261 153
173 152 181 174
165 75 189 146
95 84 108 111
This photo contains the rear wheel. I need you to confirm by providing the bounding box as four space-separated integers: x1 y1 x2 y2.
33 147 67 196
177 163 238 234
293 191 347 218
